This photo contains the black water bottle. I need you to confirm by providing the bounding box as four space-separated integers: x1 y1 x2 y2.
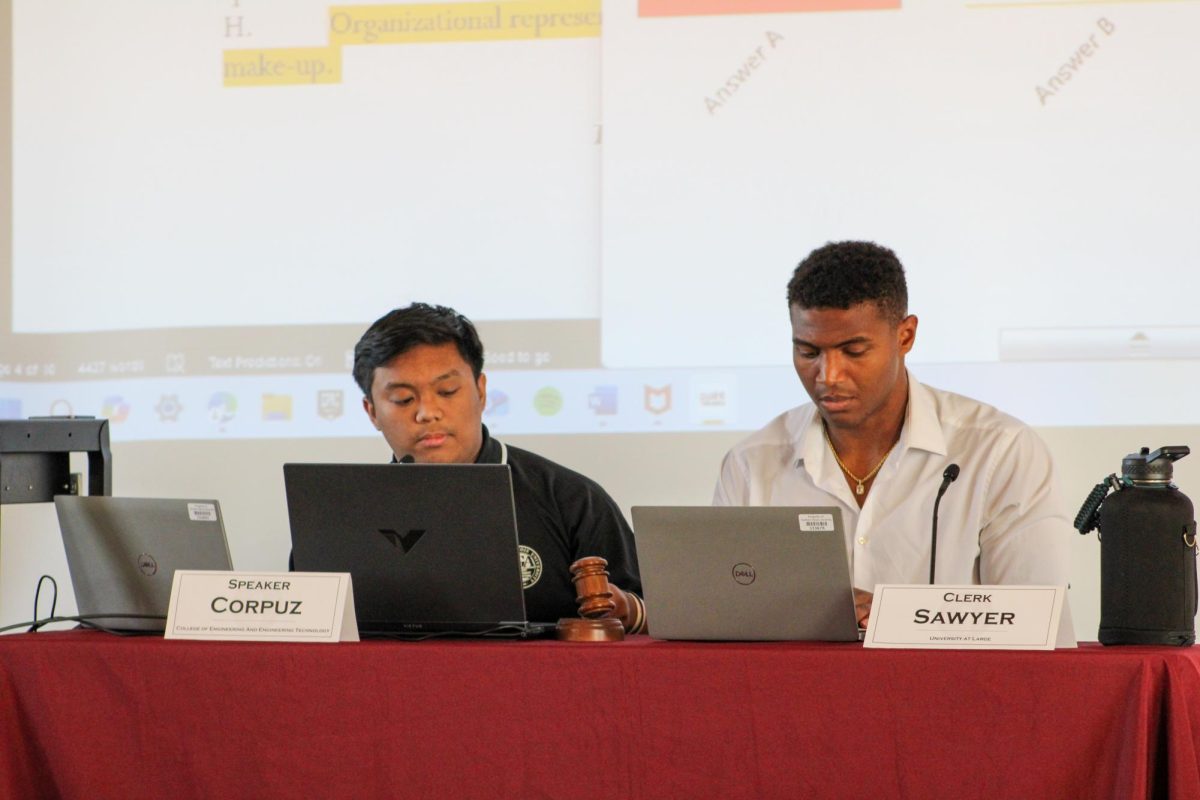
1075 446 1197 646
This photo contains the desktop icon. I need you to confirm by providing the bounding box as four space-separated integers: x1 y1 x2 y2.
208 392 237 428
49 399 74 417
644 385 672 415
262 394 293 422
101 396 131 424
533 387 563 417
155 394 183 422
317 390 344 421
485 389 510 417
588 386 618 415
690 376 736 426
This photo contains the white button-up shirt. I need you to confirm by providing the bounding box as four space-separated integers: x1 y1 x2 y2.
713 377 1071 592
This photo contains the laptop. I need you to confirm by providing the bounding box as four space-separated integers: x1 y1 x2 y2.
284 463 550 637
632 506 860 641
54 496 234 633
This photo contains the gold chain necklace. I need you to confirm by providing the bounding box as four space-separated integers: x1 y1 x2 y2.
823 424 897 496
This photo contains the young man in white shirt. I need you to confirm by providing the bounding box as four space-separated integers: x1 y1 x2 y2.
713 241 1071 626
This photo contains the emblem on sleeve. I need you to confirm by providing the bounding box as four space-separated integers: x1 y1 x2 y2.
518 545 543 589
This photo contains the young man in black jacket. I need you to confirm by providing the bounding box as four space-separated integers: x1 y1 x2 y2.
354 302 642 624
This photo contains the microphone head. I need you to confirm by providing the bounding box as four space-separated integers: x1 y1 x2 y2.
399 454 415 464
943 464 960 482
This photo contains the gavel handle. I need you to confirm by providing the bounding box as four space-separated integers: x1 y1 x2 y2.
609 584 648 635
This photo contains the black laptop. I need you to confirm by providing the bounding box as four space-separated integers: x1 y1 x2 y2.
284 463 551 637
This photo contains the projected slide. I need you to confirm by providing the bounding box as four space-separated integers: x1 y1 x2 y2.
12 0 601 333
600 0 1200 368
5 0 1200 440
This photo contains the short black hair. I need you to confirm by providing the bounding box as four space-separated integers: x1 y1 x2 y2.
787 241 908 323
353 303 484 398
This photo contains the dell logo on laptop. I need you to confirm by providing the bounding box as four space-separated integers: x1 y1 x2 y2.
137 553 159 576
732 563 756 585
378 529 425 553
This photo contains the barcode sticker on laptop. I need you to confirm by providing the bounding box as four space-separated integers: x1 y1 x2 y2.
188 503 218 522
797 513 835 532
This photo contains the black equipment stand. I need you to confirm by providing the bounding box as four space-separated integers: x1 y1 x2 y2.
0 418 111 504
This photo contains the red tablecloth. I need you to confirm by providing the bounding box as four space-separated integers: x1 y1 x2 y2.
2 633 1199 799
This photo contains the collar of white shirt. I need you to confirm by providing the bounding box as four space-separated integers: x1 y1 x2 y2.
792 373 949 494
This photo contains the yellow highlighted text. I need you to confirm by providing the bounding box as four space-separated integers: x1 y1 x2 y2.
223 47 343 88
328 0 601 45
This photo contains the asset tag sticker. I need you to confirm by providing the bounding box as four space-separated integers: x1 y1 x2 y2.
797 513 835 532
188 503 218 522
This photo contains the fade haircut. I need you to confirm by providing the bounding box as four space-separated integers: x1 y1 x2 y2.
786 241 908 324
353 303 485 398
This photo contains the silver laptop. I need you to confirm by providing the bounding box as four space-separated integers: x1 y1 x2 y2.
54 496 234 632
632 506 859 641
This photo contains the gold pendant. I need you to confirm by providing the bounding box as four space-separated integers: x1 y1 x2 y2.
856 483 865 495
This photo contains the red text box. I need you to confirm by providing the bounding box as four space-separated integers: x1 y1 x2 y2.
640 0 900 17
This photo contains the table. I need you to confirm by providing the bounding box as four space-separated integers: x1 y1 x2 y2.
2 633 1199 799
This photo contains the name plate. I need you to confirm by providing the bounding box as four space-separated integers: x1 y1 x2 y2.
165 571 359 642
863 584 1069 650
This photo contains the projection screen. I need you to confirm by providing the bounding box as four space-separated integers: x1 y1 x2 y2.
3 0 1198 443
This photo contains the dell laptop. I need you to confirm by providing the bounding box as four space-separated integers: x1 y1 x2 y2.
54 496 234 633
284 463 549 637
632 506 860 641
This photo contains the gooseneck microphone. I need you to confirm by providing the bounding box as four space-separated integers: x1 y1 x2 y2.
929 464 961 584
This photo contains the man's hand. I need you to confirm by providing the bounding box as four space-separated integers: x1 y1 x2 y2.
854 588 874 630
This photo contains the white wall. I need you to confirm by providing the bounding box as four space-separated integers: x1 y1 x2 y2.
4 423 1199 639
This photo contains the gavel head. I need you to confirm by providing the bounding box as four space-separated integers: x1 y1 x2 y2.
570 556 617 619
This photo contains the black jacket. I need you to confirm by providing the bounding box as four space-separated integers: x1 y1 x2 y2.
472 426 642 622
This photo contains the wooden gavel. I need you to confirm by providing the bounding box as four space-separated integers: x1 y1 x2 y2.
556 556 647 642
